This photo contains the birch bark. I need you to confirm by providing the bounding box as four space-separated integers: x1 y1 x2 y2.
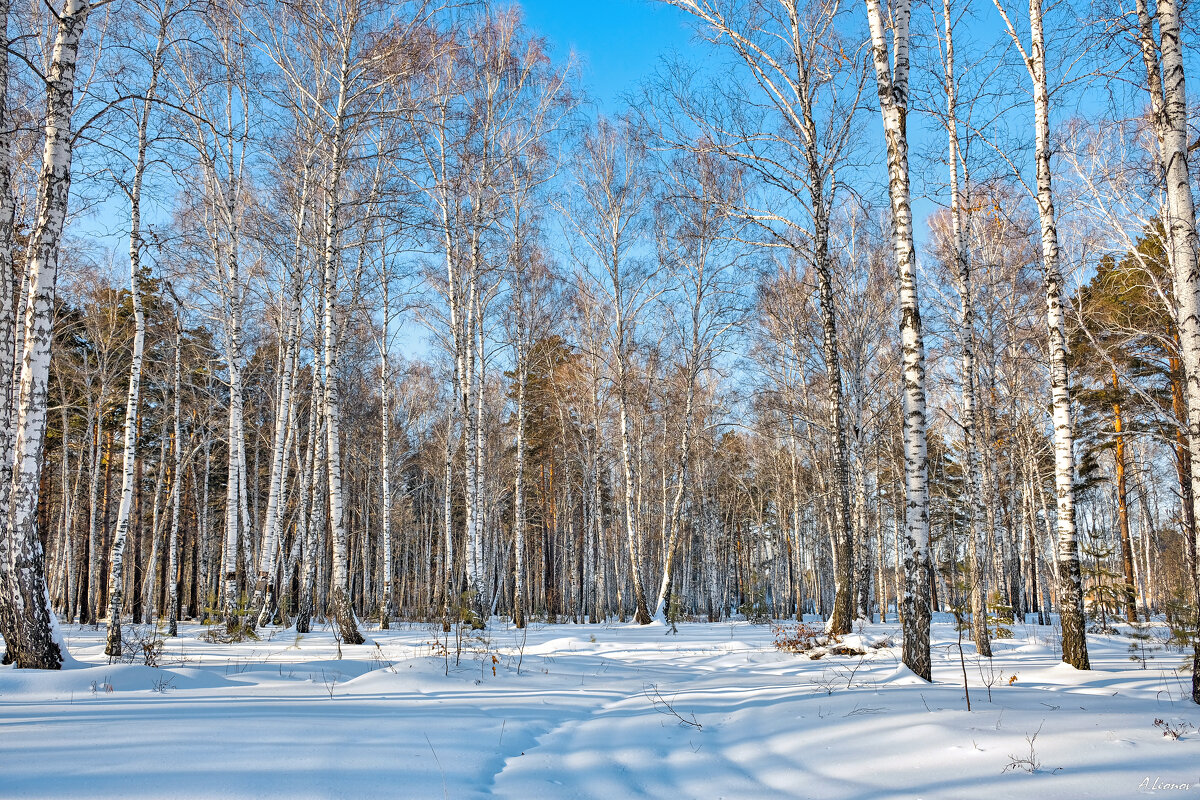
295 379 324 634
4 0 92 669
0 0 16 656
320 53 364 644
167 319 182 636
864 0 932 680
616 300 652 624
105 3 171 654
250 154 313 627
993 0 1089 669
379 279 395 628
1030 0 1089 672
1135 0 1200 700
942 0 991 657
512 279 529 629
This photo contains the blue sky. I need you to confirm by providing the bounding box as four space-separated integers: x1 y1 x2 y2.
513 0 697 113
511 1 941 244
506 1 1147 270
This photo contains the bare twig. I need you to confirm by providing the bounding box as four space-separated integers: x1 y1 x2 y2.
1002 721 1044 773
643 683 702 729
425 733 449 800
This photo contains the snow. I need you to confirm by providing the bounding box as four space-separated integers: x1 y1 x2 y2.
1 619 1197 798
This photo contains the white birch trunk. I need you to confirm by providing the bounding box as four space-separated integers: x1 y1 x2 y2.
1136 0 1200 701
295 379 324 634
379 281 395 628
512 292 528 629
590 364 606 621
865 0 931 680
251 157 312 626
0 0 18 656
320 58 363 644
104 7 171 653
3 0 91 669
463 282 485 621
1025 0 1089 669
652 368 696 620
816 233 854 634
141 436 168 624
103 235 145 656
943 0 991 657
616 315 652 624
441 414 454 627
167 322 182 636
219 247 247 621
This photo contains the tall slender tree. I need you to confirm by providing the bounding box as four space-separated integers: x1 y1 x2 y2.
994 0 1090 670
1134 0 1200 701
938 0 991 658
105 0 175 657
3 0 96 670
864 0 932 680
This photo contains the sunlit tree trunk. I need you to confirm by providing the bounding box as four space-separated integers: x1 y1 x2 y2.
105 4 172 654
379 280 396 629
167 320 183 636
942 0 991 657
0 0 17 659
105 265 144 657
219 252 247 622
511 289 528 629
251 156 312 627
617 319 652 625
320 56 363 644
1025 0 1089 669
1136 0 1200 700
3 0 92 669
463 283 486 620
865 0 931 680
295 379 324 635
814 205 854 634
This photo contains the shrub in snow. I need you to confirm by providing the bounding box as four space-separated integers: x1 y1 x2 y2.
772 623 866 659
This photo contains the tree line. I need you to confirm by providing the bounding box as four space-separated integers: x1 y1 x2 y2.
0 0 1197 705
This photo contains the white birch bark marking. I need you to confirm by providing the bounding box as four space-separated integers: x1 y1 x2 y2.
1136 0 1200 697
5 0 91 669
942 0 991 658
865 0 931 680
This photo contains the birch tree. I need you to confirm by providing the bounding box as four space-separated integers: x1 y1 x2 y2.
1134 0 1200 701
244 88 319 628
937 0 991 657
379 274 396 628
0 0 17 659
563 120 655 624
653 0 865 633
166 309 183 636
169 6 255 627
2 0 96 670
303 0 419 644
105 0 176 657
993 0 1090 670
650 150 745 619
864 0 932 680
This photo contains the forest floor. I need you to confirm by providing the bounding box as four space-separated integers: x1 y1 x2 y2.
1 616 1197 798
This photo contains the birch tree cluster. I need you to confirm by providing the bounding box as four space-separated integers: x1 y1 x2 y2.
0 0 1198 704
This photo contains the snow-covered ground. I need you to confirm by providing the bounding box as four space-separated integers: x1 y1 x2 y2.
1 617 1197 798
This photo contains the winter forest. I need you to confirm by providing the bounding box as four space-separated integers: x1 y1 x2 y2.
1 0 1200 796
